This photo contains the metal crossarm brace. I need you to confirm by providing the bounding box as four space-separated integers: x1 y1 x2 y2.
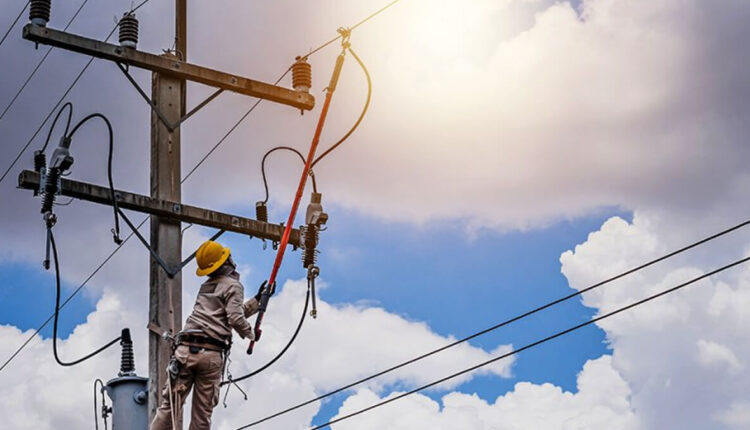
117 63 225 132
22 24 315 111
18 170 302 246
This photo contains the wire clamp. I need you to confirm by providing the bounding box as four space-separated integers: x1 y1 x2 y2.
338 27 352 49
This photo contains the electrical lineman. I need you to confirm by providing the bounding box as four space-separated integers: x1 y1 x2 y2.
149 240 275 430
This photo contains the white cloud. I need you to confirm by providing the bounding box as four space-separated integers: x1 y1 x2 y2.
328 356 638 430
715 402 750 429
560 213 750 429
0 279 513 430
697 339 742 374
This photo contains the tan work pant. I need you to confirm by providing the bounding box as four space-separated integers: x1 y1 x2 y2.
149 344 224 430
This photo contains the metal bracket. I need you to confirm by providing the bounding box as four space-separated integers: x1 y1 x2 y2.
117 206 226 278
116 62 224 132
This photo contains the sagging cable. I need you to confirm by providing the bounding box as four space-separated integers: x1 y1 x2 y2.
49 228 124 367
256 146 318 224
37 107 123 248
220 278 311 387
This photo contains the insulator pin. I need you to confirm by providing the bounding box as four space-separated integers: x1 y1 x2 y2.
118 13 139 48
29 0 51 27
256 201 268 223
292 56 312 93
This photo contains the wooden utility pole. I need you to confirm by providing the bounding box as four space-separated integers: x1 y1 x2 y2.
148 61 184 423
18 2 314 428
145 2 188 424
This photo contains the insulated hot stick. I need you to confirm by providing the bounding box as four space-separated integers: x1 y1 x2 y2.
248 32 350 355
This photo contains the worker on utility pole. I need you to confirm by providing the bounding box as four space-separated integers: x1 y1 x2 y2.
150 240 275 430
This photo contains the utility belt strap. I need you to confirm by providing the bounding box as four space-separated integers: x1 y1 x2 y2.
176 333 230 351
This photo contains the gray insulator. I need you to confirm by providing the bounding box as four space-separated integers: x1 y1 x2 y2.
29 0 51 27
118 13 139 48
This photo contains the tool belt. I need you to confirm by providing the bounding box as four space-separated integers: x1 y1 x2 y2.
176 332 229 352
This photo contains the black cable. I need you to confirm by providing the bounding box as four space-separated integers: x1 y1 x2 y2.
66 113 122 242
0 1 29 49
0 0 379 371
306 253 750 430
0 0 153 186
49 229 122 366
185 0 398 181
0 216 147 373
312 46 371 168
236 216 750 429
94 378 105 430
41 102 73 153
182 68 291 183
0 0 91 121
221 281 312 386
261 146 318 204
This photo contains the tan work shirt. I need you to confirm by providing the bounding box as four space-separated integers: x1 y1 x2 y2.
183 274 260 343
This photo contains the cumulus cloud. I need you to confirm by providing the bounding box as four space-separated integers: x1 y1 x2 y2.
328 356 638 430
560 213 750 429
0 278 513 429
3 0 750 429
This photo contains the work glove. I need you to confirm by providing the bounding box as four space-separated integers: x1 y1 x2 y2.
254 280 276 301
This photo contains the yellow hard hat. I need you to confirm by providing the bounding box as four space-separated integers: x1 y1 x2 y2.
195 240 231 276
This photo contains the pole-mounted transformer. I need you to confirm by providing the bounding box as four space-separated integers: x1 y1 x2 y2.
100 328 149 430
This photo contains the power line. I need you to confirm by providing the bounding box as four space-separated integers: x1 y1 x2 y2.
307 253 750 430
0 0 394 373
0 0 152 185
301 0 401 61
237 216 750 429
0 216 147 373
0 1 29 49
181 68 290 183
0 65 280 374
0 0 91 121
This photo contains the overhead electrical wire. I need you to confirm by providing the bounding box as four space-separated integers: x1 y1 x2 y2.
185 0 397 182
65 112 123 242
303 253 750 430
231 38 373 383
49 229 122 366
220 282 311 387
235 216 750 429
0 0 392 372
0 0 153 186
312 46 371 168
182 69 291 183
0 1 29 49
261 146 319 203
0 0 91 121
299 0 401 61
41 101 73 152
0 216 146 373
